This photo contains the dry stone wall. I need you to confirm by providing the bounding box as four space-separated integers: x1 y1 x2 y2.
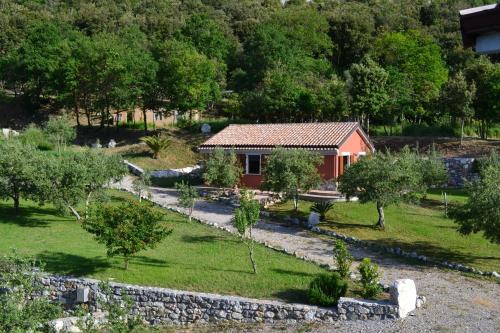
40 275 399 325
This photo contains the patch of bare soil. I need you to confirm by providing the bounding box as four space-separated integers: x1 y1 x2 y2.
373 136 500 158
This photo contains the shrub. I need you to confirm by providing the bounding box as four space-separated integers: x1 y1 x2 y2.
333 240 353 279
20 124 54 150
175 180 199 221
358 258 382 298
311 201 334 221
43 114 76 149
308 272 347 306
140 134 171 159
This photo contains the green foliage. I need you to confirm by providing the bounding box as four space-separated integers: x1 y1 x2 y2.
451 153 500 244
43 114 76 149
140 134 171 159
203 147 243 190
0 252 62 333
262 148 322 211
311 201 334 221
175 181 199 221
233 190 261 273
358 258 381 299
333 240 353 279
19 124 54 151
82 198 172 269
132 172 152 202
308 272 347 307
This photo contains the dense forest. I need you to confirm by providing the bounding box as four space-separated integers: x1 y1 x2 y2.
0 0 499 138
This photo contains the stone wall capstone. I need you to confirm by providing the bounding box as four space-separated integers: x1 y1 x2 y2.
40 275 399 325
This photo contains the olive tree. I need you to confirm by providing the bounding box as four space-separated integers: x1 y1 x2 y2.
203 147 243 191
233 190 260 274
339 148 442 228
82 199 172 269
262 148 322 211
175 181 199 222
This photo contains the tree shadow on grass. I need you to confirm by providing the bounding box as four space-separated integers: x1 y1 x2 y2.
181 235 225 243
37 251 112 277
272 288 309 304
0 205 71 228
272 268 315 278
320 220 376 232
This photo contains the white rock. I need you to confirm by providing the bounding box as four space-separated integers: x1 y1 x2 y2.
390 279 417 318
50 319 65 332
108 139 117 148
492 271 500 278
308 212 320 227
201 123 211 134
2 128 10 138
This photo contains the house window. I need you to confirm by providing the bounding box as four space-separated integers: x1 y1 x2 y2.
246 155 261 175
342 155 350 169
154 112 163 121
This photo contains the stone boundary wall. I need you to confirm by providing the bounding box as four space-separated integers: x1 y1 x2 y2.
443 157 478 187
41 275 398 325
124 160 202 179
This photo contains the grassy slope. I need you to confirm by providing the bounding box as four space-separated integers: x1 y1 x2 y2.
269 191 500 273
0 191 330 303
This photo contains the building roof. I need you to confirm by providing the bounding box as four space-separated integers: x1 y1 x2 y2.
199 122 373 151
460 3 500 50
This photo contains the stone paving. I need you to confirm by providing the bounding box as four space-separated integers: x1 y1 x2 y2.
114 177 500 333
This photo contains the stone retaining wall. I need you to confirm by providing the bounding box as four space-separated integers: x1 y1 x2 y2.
40 275 399 325
443 157 478 187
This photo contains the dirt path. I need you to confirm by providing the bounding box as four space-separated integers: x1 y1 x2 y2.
114 177 500 333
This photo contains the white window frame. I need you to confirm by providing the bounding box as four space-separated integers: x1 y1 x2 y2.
341 152 351 168
246 154 261 175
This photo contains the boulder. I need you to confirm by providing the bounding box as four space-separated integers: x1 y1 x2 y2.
390 279 417 318
307 212 320 228
108 139 117 148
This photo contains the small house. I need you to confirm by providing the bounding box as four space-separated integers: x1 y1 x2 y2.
199 122 375 189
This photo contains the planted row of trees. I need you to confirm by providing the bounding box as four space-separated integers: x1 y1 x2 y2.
1 0 499 136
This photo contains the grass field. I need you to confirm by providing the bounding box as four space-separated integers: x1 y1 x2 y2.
268 191 500 273
0 191 335 303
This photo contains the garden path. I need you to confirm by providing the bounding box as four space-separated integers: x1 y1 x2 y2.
114 177 500 333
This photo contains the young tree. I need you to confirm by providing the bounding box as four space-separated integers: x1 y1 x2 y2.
43 114 76 151
203 147 243 191
0 140 39 213
82 199 172 269
132 172 152 202
338 148 433 229
140 134 171 159
451 153 500 244
440 72 476 145
262 148 322 211
175 181 199 222
233 190 260 274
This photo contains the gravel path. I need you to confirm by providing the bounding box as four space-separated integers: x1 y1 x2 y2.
115 177 500 333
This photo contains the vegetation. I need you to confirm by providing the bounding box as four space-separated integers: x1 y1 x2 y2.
308 273 347 307
262 148 322 211
233 191 261 274
333 240 353 279
175 181 199 222
132 172 152 202
339 147 446 228
0 252 62 333
311 201 334 221
268 195 500 273
451 153 500 244
140 134 171 159
203 148 242 190
82 199 172 270
0 191 330 302
43 114 76 150
358 258 382 299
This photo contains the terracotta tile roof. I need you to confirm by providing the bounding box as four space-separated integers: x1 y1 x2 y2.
200 122 365 149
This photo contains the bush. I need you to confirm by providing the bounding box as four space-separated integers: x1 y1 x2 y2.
20 124 54 150
308 272 347 306
402 123 455 137
333 240 353 279
358 258 382 298
311 201 334 221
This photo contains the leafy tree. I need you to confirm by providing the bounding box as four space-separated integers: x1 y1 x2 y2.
0 252 62 333
440 72 476 145
175 181 199 222
233 190 260 274
262 148 322 211
0 139 39 213
358 258 381 299
451 153 500 244
140 134 171 159
347 57 389 134
83 199 172 269
419 146 447 191
333 240 352 279
43 114 76 150
203 147 243 190
339 148 433 229
132 172 152 202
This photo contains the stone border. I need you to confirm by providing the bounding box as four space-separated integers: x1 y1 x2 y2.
41 274 399 325
267 213 499 279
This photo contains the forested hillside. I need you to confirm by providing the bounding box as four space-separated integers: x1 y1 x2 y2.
0 0 499 138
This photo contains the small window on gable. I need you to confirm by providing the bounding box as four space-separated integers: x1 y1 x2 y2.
247 155 261 175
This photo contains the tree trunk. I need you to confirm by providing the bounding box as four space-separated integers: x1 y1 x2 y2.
376 201 385 229
367 116 370 136
68 205 81 221
143 108 148 135
85 191 93 219
248 227 257 274
124 256 129 270
460 118 465 146
293 194 299 212
13 193 20 214
74 103 81 128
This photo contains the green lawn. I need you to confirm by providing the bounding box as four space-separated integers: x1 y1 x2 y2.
268 195 500 273
0 191 331 303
